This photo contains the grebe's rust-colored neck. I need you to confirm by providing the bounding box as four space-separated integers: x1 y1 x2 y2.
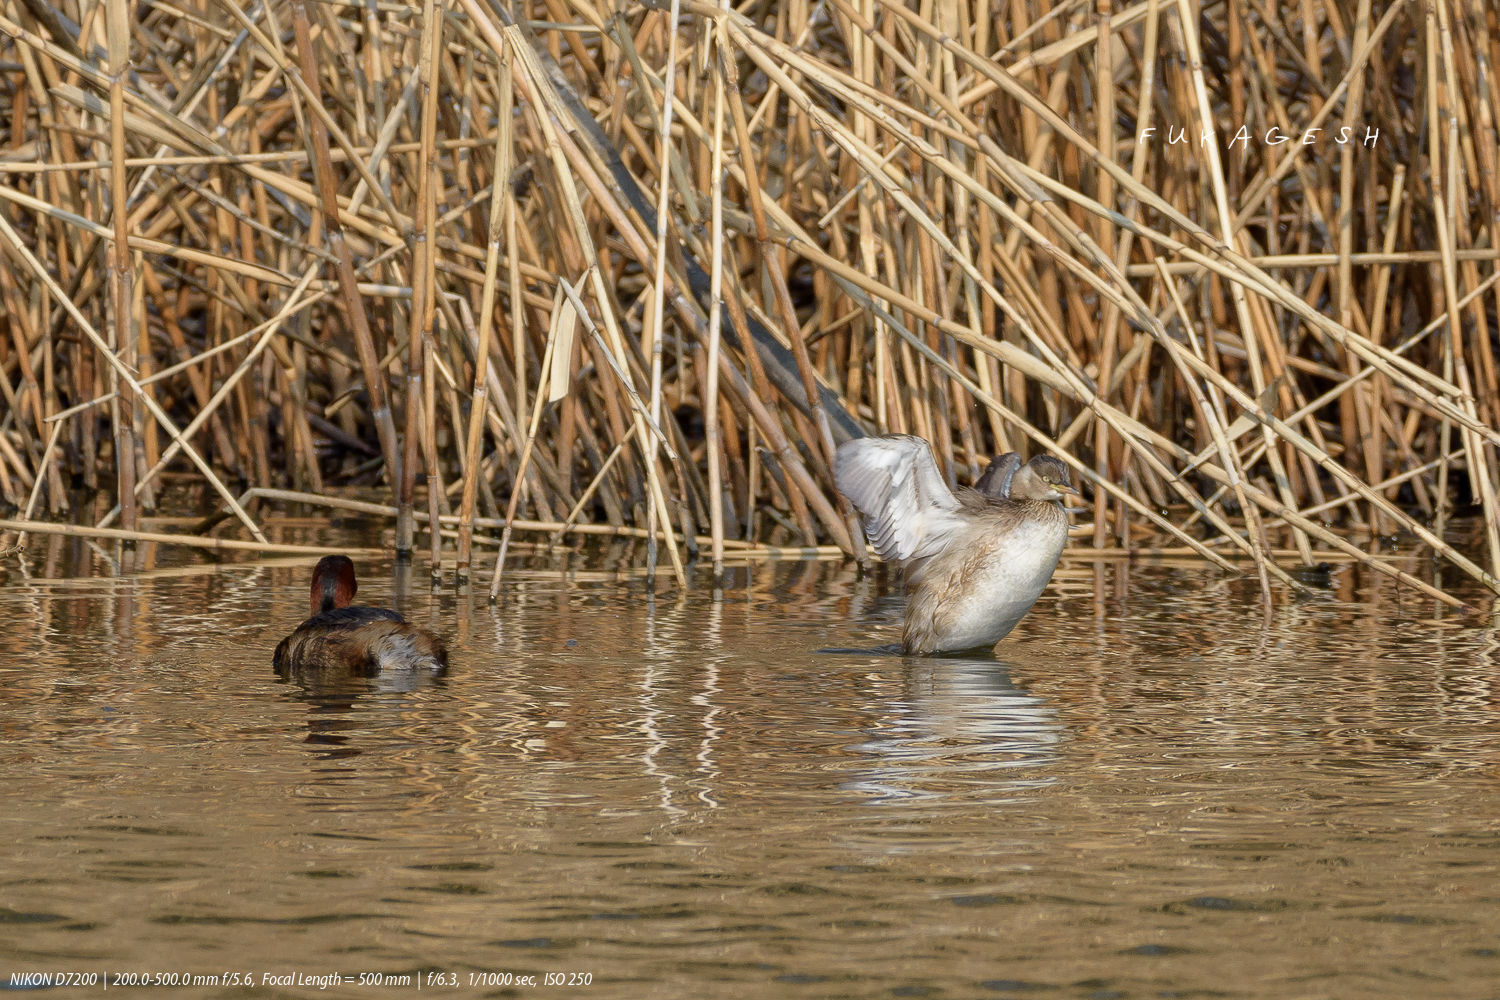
310 555 358 617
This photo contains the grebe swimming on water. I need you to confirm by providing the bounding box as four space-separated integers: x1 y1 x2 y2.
273 556 447 675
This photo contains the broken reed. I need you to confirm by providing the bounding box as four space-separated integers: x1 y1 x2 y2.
0 0 1498 607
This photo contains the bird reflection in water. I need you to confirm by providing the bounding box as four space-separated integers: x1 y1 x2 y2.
841 655 1062 808
275 661 450 759
273 558 449 758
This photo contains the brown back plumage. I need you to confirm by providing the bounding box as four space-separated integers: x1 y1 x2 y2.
275 557 448 676
274 619 448 677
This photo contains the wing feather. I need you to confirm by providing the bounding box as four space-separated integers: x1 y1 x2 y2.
834 435 965 566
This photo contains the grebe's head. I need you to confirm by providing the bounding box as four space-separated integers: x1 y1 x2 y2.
310 555 357 616
1008 455 1079 503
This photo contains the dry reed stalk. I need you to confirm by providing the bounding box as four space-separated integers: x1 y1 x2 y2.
488 274 560 599
232 486 817 553
502 17 688 587
0 516 383 555
704 15 727 580
104 0 137 535
0 199 265 539
643 0 682 589
0 0 1496 610
395 0 444 560
455 31 511 583
288 0 400 491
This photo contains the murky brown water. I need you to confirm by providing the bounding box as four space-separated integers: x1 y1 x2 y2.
3 532 1500 998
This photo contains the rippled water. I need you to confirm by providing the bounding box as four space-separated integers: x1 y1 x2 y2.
3 533 1500 998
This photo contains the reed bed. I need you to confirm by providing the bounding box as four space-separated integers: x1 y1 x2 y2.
1 0 1498 607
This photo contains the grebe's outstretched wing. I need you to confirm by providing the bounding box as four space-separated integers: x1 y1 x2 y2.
834 434 965 566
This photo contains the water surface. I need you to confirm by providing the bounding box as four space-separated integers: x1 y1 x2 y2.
2 537 1499 998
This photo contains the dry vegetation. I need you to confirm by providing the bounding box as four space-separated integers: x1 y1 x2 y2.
0 0 1498 605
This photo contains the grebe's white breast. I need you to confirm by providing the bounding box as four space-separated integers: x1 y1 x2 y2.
919 503 1068 652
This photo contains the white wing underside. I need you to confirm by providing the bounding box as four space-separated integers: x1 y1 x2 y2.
834 435 966 567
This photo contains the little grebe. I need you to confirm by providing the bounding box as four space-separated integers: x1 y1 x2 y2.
273 556 448 675
835 434 1078 656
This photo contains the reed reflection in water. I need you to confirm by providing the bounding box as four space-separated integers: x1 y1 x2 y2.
0 535 1498 998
